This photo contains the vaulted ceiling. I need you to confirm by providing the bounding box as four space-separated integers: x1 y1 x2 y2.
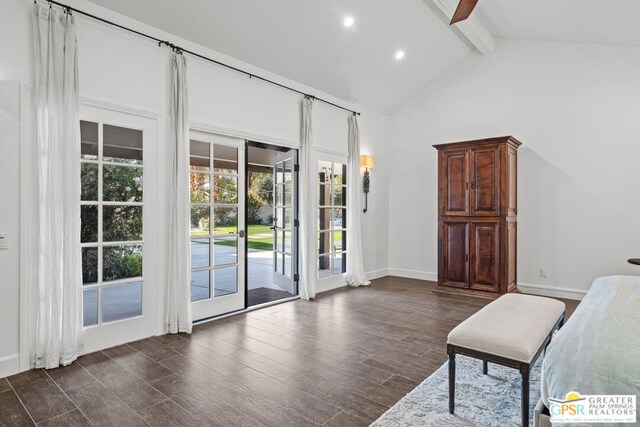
87 0 472 114
87 0 640 114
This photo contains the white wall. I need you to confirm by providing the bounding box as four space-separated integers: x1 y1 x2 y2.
389 38 640 299
0 0 391 375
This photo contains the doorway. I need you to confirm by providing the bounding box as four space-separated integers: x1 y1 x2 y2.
246 142 299 307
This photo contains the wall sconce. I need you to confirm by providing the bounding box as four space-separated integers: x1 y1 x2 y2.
360 155 375 213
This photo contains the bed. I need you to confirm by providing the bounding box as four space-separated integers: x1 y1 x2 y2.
536 275 640 426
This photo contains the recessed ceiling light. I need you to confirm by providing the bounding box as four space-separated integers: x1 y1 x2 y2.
343 16 355 28
395 50 405 60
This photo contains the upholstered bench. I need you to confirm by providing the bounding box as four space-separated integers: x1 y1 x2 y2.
447 294 565 427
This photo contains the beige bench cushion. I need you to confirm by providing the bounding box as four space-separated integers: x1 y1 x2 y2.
447 294 565 363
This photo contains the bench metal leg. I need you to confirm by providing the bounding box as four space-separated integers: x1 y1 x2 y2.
521 368 530 427
448 354 456 414
482 360 488 375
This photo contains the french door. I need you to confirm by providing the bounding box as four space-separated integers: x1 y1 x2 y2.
80 105 159 353
271 150 298 294
189 132 246 321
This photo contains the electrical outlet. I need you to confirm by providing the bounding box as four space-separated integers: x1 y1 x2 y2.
540 268 548 278
0 233 7 250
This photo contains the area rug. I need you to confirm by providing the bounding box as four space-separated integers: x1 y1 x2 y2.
371 356 542 427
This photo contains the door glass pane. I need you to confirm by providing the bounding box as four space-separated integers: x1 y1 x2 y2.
214 207 237 234
318 161 332 183
190 173 210 204
81 163 98 201
191 270 210 302
332 253 345 275
284 182 292 206
275 253 283 274
213 144 238 173
213 176 238 203
284 255 292 278
103 206 143 242
284 159 293 182
318 208 331 230
276 163 284 184
318 232 330 255
283 209 292 229
103 165 143 202
332 231 344 252
318 184 330 206
191 238 210 269
275 184 284 206
275 208 284 228
190 140 210 171
81 206 98 243
274 231 282 252
214 267 237 297
214 237 237 266
332 163 346 185
103 245 143 282
82 247 98 285
83 288 98 327
102 282 142 323
80 121 98 160
284 231 292 253
191 206 210 236
103 124 143 164
332 208 345 229
333 186 345 207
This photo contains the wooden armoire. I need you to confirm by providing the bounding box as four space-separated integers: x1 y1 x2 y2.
433 136 521 295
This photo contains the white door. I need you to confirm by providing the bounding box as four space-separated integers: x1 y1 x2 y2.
189 132 246 321
79 105 159 353
271 151 298 294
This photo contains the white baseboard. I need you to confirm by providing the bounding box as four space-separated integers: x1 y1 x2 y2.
387 268 438 282
366 269 389 281
0 354 20 378
517 282 587 301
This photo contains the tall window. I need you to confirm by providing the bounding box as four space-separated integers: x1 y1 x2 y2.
189 140 240 301
317 161 347 279
80 120 144 327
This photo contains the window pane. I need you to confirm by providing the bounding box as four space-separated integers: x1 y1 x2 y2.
284 231 292 253
333 253 346 275
332 163 346 185
190 173 210 204
284 182 292 206
318 231 330 255
332 208 346 229
318 184 330 206
213 176 237 203
191 270 210 302
102 282 142 323
213 207 237 234
191 238 210 269
81 163 98 201
214 266 237 297
82 247 98 285
333 186 345 207
214 237 237 266
83 288 98 327
103 245 142 282
213 144 237 173
80 121 98 160
318 256 331 279
103 124 143 164
81 205 98 243
190 140 210 171
318 161 332 183
190 206 210 236
318 208 331 231
332 231 344 252
103 165 143 202
103 206 143 242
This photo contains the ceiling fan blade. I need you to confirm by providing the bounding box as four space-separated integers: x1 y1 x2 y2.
450 0 479 25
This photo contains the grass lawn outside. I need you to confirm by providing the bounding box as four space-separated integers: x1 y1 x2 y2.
191 224 273 251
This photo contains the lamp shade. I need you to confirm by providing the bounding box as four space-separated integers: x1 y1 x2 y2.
360 155 375 169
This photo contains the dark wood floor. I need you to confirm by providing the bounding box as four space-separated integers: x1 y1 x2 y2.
0 277 579 426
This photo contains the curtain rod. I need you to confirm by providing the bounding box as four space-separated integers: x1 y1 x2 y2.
41 0 361 116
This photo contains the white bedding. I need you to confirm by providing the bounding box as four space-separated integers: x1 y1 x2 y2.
541 276 640 414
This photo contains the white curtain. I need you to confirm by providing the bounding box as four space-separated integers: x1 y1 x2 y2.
299 97 317 300
346 115 371 287
166 52 192 333
32 4 83 369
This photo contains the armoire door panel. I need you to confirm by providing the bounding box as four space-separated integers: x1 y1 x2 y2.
471 147 500 216
442 220 469 288
442 150 469 216
470 220 500 292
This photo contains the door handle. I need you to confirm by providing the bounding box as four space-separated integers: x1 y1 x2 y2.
238 230 246 238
